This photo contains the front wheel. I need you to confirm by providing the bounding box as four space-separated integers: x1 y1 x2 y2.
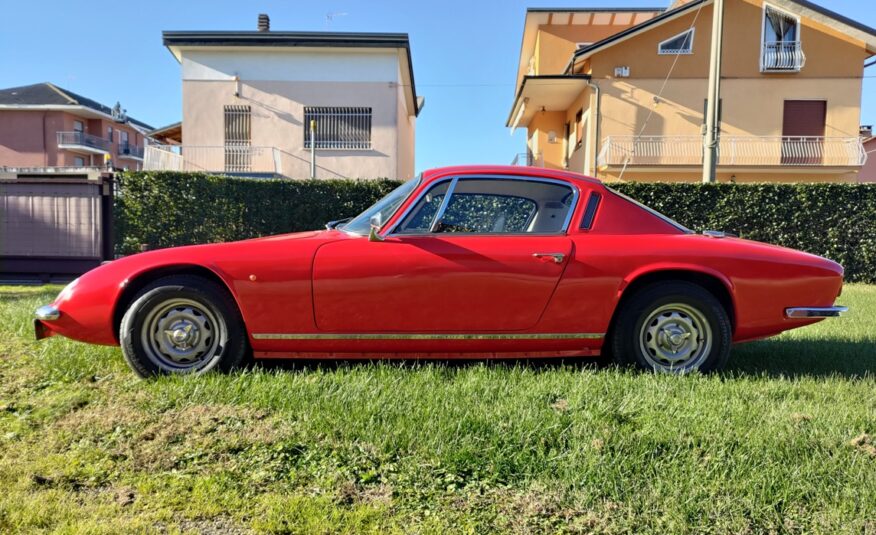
610 282 732 373
119 275 248 378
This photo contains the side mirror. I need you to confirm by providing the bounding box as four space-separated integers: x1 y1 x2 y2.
368 214 385 242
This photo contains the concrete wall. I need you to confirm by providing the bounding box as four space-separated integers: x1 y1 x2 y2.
861 138 876 183
179 48 416 180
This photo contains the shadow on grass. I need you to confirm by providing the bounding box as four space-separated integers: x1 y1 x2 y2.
252 338 876 380
726 338 876 379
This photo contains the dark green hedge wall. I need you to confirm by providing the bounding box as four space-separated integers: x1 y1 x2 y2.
115 172 876 282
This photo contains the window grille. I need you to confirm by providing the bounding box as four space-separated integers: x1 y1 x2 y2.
224 105 252 172
304 107 372 150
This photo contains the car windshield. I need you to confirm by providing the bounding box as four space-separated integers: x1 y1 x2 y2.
342 175 421 235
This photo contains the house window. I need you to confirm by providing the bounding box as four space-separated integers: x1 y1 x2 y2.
575 110 584 148
658 29 695 55
224 105 252 172
73 120 84 133
762 4 804 71
304 107 372 150
107 126 113 144
73 156 85 167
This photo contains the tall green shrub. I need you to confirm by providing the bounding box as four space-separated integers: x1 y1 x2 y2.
115 172 876 282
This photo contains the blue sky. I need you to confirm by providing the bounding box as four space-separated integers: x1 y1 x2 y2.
1 0 873 173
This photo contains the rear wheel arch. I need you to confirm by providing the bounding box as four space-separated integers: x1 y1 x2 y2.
112 264 242 341
610 269 736 336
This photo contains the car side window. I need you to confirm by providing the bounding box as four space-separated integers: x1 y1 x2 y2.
437 194 535 233
395 177 575 235
395 181 450 234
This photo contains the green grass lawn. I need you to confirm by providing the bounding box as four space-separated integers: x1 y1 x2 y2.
1 285 874 534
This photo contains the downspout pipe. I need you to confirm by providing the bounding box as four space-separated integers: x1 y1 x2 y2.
565 52 602 179
589 81 602 179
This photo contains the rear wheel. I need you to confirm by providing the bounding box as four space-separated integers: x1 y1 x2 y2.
119 275 248 378
610 281 731 373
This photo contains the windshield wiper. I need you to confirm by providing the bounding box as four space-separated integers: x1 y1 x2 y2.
325 217 353 230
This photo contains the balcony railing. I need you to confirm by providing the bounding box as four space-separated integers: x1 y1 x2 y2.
118 143 144 160
761 41 805 72
144 145 302 177
598 136 868 168
510 152 544 167
57 131 111 153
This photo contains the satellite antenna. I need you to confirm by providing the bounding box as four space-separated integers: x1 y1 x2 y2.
326 12 348 26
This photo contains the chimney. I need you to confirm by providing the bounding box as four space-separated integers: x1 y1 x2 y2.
258 13 270 32
861 125 873 138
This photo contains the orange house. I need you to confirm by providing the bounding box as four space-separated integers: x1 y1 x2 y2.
507 0 876 182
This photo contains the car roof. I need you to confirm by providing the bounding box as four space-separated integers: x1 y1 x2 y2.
420 165 603 188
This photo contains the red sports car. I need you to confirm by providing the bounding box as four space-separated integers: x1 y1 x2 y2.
35 165 846 377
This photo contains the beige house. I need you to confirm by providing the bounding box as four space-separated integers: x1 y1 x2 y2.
507 0 876 182
148 15 422 180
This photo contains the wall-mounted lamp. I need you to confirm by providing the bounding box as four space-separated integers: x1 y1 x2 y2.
652 96 662 108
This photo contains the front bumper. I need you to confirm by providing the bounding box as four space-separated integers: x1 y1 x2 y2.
785 306 848 318
34 305 60 340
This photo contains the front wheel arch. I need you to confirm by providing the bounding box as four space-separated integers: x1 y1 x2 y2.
112 264 242 342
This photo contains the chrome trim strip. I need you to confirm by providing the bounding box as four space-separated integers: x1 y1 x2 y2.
252 332 604 341
429 176 459 232
785 306 848 318
384 174 580 237
35 305 60 321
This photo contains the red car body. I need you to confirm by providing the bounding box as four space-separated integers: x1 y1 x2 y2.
36 165 844 360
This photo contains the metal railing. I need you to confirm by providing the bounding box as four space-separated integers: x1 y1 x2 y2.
144 145 288 175
761 41 805 72
510 152 544 167
598 136 868 168
118 143 144 159
57 131 111 153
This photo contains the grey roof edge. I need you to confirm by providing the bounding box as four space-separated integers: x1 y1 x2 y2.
162 31 420 116
790 0 876 40
162 31 411 48
505 74 592 127
526 7 666 13
0 82 154 131
572 0 876 62
572 0 708 60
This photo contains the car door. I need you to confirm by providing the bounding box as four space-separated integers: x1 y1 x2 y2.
311 176 578 333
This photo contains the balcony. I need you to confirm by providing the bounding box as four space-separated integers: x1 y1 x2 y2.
118 143 144 160
144 145 298 177
761 41 806 72
598 136 868 168
57 131 111 154
510 152 544 167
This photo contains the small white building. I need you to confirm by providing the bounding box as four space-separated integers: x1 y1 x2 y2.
149 15 422 180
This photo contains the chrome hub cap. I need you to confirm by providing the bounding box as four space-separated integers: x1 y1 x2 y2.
141 298 222 371
639 303 712 373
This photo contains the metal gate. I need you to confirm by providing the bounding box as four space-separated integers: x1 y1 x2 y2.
0 174 113 280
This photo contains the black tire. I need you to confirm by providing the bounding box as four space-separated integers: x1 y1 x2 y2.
119 275 248 378
609 281 732 373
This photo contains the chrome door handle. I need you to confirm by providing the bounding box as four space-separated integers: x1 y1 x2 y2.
533 252 565 264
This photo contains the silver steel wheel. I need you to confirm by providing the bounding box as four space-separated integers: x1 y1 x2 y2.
139 298 223 372
639 303 713 373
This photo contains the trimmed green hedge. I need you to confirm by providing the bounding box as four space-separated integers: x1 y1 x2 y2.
115 172 876 282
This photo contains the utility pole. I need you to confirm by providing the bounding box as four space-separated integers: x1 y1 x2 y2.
703 0 725 183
